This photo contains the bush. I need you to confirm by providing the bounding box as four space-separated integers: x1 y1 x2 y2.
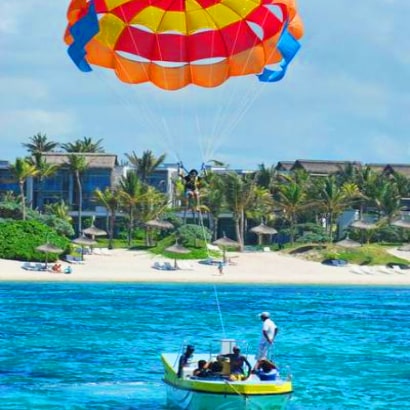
0 220 70 262
176 224 211 247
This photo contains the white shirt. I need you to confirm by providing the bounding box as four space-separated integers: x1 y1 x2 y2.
261 318 277 343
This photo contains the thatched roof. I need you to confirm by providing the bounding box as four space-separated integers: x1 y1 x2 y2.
165 244 190 254
351 220 378 230
365 163 410 177
41 153 118 168
291 160 362 176
275 161 294 172
250 223 278 235
336 238 361 248
213 235 240 247
391 219 410 229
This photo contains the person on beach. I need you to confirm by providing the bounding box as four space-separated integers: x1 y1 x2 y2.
217 261 224 275
178 345 195 377
254 312 278 369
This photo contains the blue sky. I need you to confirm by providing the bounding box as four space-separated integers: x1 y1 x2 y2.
1 1 409 169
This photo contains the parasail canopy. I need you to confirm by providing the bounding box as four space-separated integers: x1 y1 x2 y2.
65 0 304 90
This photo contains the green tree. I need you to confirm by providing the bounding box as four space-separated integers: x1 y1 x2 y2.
44 200 72 224
118 171 145 246
200 171 225 240
9 158 39 220
61 137 104 153
275 181 308 243
28 153 59 211
125 150 166 183
94 187 120 249
256 163 277 194
22 132 59 154
222 172 257 250
65 154 88 235
316 177 360 242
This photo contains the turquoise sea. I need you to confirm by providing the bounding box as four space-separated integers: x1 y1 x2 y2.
0 283 409 409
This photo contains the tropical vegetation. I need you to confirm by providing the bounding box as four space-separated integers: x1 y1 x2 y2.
0 132 409 267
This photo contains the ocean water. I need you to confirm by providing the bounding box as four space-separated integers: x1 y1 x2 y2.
0 283 409 410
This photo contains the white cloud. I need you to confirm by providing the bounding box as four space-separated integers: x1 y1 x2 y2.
0 109 76 143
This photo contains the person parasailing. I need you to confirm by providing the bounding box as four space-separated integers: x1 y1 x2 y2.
178 162 207 212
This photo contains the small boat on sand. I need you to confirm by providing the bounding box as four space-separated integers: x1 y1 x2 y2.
161 339 292 410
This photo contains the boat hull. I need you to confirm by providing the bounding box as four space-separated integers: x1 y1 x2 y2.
165 383 290 410
162 353 292 410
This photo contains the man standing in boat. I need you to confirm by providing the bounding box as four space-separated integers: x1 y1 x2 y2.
255 312 278 369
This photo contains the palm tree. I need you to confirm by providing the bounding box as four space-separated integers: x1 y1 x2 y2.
125 150 166 183
9 158 39 220
256 163 277 194
371 179 402 222
65 154 88 235
275 181 308 243
61 137 105 153
222 172 257 250
316 176 360 241
137 185 169 246
118 171 145 246
200 171 225 240
22 132 59 154
94 187 120 249
44 200 72 223
28 153 59 211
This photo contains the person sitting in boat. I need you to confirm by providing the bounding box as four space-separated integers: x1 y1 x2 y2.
177 345 195 378
193 359 210 377
254 359 279 381
218 346 252 380
207 360 223 376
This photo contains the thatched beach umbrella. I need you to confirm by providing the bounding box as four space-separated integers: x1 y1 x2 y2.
336 237 361 248
351 220 378 230
250 223 278 245
145 219 174 230
165 243 190 269
83 225 107 237
72 235 97 260
213 235 240 262
350 220 378 244
391 219 410 229
36 243 63 268
145 219 174 247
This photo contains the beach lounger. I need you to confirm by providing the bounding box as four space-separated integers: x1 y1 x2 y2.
65 255 83 264
152 261 165 270
163 262 176 271
21 262 37 271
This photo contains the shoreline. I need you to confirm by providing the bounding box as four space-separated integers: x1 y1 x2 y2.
1 248 409 286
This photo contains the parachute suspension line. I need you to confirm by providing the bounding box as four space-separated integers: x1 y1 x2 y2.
218 80 268 141
113 7 180 159
195 195 226 338
200 11 256 160
93 69 178 158
213 282 226 339
201 6 277 161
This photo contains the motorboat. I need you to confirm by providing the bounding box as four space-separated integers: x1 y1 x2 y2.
161 338 292 410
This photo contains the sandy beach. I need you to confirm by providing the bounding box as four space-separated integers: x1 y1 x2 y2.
1 248 410 285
